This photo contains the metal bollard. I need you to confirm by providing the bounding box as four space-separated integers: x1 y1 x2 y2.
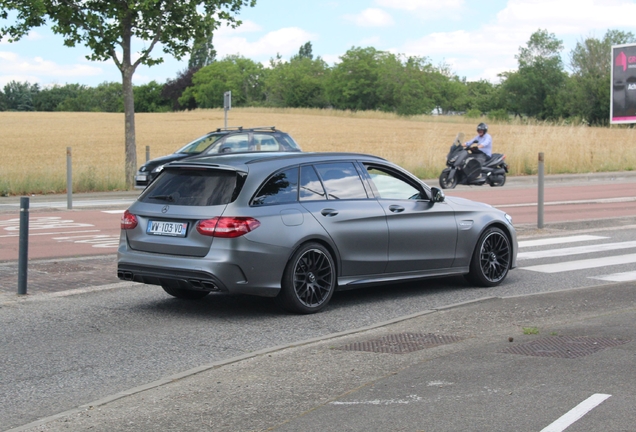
18 196 29 295
538 152 544 229
67 147 72 210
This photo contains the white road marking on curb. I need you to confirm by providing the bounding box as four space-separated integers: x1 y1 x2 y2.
518 241 636 260
518 235 607 248
522 253 636 273
540 393 611 432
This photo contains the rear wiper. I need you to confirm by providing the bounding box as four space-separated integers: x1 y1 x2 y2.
148 194 175 202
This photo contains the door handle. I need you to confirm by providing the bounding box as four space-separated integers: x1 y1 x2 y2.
321 208 339 217
389 205 404 213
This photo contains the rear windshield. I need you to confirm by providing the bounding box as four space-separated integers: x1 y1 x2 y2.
139 168 241 206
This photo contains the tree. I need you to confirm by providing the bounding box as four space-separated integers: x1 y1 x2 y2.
189 29 217 70
326 47 383 111
264 47 329 108
182 55 265 108
292 41 313 61
162 67 200 111
2 80 39 111
499 29 567 119
0 0 256 187
33 83 86 111
134 81 171 113
568 30 636 124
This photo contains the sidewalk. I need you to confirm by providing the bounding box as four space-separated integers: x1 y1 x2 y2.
10 282 635 432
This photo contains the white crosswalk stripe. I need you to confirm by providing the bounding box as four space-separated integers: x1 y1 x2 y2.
518 241 636 260
519 234 636 280
518 235 608 248
522 253 636 273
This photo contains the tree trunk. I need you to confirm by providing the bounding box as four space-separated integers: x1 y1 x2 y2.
122 66 137 189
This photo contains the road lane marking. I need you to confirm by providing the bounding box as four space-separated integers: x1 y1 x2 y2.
522 253 636 273
518 241 636 260
103 209 126 214
540 393 611 432
498 196 636 208
518 235 608 248
590 270 636 282
0 230 100 238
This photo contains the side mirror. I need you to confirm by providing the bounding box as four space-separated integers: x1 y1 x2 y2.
430 187 445 203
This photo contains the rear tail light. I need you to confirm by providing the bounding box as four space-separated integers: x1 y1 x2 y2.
196 217 260 238
121 210 138 230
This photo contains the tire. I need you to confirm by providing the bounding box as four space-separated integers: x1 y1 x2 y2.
161 284 210 300
276 243 336 314
488 173 506 187
465 227 511 287
439 169 457 189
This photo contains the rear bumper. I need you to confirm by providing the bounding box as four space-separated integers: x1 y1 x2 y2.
117 237 288 298
117 263 227 293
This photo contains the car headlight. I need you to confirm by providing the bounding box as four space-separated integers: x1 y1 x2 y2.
505 213 513 225
151 165 164 174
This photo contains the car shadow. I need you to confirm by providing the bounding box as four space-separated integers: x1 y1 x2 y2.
136 275 480 318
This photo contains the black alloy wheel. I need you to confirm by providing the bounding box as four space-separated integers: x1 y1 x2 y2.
466 227 511 287
277 243 336 314
439 169 458 189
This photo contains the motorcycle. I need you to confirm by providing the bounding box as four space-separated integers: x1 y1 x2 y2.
439 133 508 189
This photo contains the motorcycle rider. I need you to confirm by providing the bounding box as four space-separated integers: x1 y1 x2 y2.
465 122 492 158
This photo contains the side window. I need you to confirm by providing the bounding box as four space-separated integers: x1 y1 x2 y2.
315 162 368 200
300 165 326 201
251 167 299 206
253 133 280 151
365 166 421 200
213 133 250 154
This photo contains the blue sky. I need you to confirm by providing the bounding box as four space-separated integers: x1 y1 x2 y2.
1 0 636 88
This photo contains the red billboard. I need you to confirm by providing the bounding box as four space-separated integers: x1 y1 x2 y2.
611 43 636 124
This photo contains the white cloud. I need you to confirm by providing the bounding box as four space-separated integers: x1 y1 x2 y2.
0 51 104 84
496 0 636 34
344 8 394 27
26 30 44 41
398 0 636 82
214 26 317 59
375 0 464 11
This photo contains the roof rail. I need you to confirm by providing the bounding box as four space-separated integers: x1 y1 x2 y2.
214 126 277 132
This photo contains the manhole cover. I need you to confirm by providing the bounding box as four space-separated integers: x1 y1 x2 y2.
501 336 630 359
338 333 463 354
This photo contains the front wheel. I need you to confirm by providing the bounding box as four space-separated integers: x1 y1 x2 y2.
465 227 511 287
439 169 457 189
276 243 336 314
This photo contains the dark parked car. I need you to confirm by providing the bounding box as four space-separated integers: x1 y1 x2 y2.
134 126 301 188
118 152 517 314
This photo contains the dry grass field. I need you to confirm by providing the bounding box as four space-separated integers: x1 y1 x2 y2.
1 107 636 195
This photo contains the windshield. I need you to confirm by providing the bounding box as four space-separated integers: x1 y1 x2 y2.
176 134 223 155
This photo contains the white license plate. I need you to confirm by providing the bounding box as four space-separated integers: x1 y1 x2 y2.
135 174 147 182
147 220 188 237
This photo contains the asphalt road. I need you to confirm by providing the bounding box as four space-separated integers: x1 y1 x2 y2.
1 173 636 430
